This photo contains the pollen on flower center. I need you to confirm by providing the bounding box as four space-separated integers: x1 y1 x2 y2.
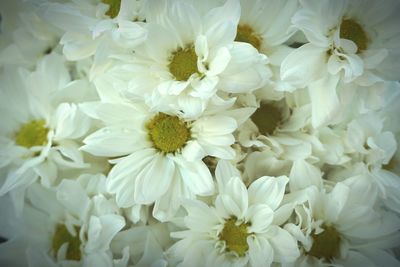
146 113 191 153
251 102 283 135
168 46 199 81
219 218 250 257
235 24 262 51
308 225 341 261
340 19 368 53
15 119 49 148
102 0 121 18
52 224 82 261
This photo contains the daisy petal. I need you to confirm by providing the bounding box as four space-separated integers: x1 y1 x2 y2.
248 176 288 210
134 154 175 204
248 236 274 267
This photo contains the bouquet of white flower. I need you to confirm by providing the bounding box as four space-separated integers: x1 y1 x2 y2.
1 0 400 266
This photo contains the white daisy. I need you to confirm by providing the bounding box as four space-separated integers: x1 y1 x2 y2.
41 0 147 60
81 96 243 221
0 54 91 212
285 180 400 266
236 0 299 94
0 0 60 69
280 0 400 127
99 0 269 116
0 175 125 267
168 161 299 267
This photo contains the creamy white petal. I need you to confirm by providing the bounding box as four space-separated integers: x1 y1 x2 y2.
246 204 274 233
289 160 323 191
175 157 214 196
267 226 300 263
82 126 144 157
308 74 340 128
56 179 90 220
248 236 274 267
134 154 175 204
107 148 155 207
280 43 328 88
203 0 240 48
182 140 206 162
248 176 288 210
182 199 220 232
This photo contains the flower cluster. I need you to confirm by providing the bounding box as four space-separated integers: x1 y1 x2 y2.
0 0 400 266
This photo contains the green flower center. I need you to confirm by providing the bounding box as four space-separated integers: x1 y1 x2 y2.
235 24 262 51
168 46 199 81
219 218 250 257
308 225 341 261
340 19 368 53
15 119 49 148
52 224 82 261
102 0 121 18
251 102 283 135
146 113 190 153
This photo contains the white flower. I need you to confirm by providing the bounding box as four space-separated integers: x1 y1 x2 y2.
280 0 400 127
81 98 242 221
98 0 269 116
0 175 125 267
41 0 147 60
168 161 299 267
0 54 91 212
285 180 400 266
0 0 60 69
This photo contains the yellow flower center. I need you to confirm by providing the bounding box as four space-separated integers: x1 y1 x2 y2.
15 119 49 148
251 102 283 135
219 218 250 257
168 46 199 81
102 0 121 18
146 113 191 153
340 19 368 53
308 225 341 261
52 224 82 261
235 24 262 51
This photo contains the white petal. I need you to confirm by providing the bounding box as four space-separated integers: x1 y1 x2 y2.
248 236 274 267
308 74 340 128
82 126 143 157
215 194 241 219
86 214 125 252
57 179 90 220
215 160 241 193
325 182 350 223
182 199 220 232
268 226 300 263
107 149 155 207
280 43 328 88
289 160 323 191
175 157 214 196
134 154 175 204
246 204 274 233
182 140 206 162
203 0 240 48
207 47 231 76
224 177 248 217
248 176 288 210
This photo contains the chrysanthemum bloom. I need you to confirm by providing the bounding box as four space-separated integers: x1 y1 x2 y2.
81 95 247 221
0 54 91 212
280 0 400 127
42 0 148 60
285 180 400 266
0 176 125 267
98 0 270 117
168 161 299 267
